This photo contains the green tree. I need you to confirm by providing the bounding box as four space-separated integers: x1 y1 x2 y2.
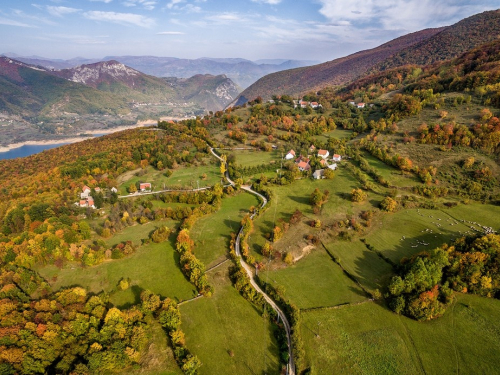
182 355 202 375
351 188 367 202
380 197 398 212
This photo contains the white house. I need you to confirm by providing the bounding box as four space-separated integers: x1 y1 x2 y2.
81 186 91 199
328 163 338 171
111 187 118 193
285 150 296 160
332 154 342 162
313 169 324 179
317 149 329 159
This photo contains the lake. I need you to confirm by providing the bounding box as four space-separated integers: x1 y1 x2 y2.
0 143 71 160
0 134 109 160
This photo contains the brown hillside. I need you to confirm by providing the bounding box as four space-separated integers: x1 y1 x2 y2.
236 28 444 103
372 9 500 73
237 9 500 104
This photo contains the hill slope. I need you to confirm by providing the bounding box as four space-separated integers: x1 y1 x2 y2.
164 74 240 112
236 9 500 103
372 9 500 72
0 57 129 117
235 28 444 103
0 58 240 119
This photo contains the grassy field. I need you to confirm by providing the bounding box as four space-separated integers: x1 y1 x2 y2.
190 191 259 268
38 240 196 308
249 167 381 258
264 247 368 309
105 221 164 247
361 152 421 187
300 293 500 374
180 263 280 375
117 161 220 194
311 128 353 142
364 208 474 264
323 239 394 293
228 149 281 168
445 203 500 231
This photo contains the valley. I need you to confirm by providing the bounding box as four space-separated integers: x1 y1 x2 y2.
1 7 500 375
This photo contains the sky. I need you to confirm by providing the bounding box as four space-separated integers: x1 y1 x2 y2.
0 0 498 62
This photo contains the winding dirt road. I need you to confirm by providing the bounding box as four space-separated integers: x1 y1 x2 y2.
210 147 296 375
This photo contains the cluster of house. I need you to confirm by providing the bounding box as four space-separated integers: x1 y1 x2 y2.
77 185 117 208
298 100 322 109
348 101 375 109
285 145 342 179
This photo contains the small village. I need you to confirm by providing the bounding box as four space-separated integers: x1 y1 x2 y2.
285 145 341 179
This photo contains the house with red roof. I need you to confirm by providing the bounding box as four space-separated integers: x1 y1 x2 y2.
140 182 152 192
332 154 342 162
285 150 296 160
297 161 310 171
317 149 329 159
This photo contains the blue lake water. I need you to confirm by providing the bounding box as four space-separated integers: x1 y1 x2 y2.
0 143 71 160
0 134 108 161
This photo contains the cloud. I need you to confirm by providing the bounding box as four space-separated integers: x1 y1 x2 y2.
206 12 242 22
12 9 56 25
90 0 113 3
0 17 34 27
167 0 185 9
251 0 282 4
123 0 157 10
157 31 185 35
45 6 81 17
315 0 492 32
83 11 156 27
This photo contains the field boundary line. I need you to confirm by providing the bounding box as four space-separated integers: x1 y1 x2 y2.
206 258 230 272
320 241 373 298
302 298 374 312
177 295 203 306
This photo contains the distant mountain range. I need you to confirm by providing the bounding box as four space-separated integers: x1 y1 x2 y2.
235 9 500 104
0 57 239 119
0 54 318 89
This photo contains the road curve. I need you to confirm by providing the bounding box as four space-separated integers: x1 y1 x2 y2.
210 147 296 375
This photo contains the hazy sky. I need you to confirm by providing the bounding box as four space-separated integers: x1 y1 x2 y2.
0 0 498 62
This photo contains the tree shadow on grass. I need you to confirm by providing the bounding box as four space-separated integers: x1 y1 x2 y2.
116 284 145 310
288 195 310 205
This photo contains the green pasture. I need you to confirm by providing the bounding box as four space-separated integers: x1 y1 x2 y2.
190 191 259 268
249 168 380 258
227 149 281 168
364 208 473 264
311 128 352 143
264 247 368 309
117 162 220 194
180 263 280 375
323 239 394 293
301 293 500 374
38 240 196 308
105 221 164 248
361 152 421 187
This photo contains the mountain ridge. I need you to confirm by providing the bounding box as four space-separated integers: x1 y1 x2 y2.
235 9 500 104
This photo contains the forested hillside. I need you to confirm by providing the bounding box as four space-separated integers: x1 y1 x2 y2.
2 18 500 375
236 9 500 103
